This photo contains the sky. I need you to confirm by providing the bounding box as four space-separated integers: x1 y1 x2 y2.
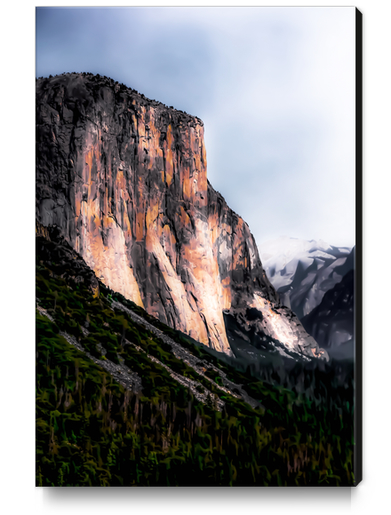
36 6 356 248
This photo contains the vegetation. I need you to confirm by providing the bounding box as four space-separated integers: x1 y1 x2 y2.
36 73 204 125
36 233 357 486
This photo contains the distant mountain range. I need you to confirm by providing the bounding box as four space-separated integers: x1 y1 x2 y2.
260 237 353 318
260 237 355 359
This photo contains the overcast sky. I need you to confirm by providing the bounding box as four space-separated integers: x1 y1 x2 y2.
36 6 356 248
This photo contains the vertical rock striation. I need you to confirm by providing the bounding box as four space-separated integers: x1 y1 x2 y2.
36 73 326 359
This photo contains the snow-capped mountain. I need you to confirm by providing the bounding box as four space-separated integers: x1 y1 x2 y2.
259 237 353 320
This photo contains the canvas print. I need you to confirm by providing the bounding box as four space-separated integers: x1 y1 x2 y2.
35 7 362 486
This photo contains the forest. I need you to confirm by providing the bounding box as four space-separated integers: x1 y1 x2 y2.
36 229 356 486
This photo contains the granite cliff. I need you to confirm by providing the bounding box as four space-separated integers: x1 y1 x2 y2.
36 72 327 360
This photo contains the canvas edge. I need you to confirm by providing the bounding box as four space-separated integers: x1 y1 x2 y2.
354 6 363 487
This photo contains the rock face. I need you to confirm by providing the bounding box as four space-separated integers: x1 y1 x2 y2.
36 73 326 360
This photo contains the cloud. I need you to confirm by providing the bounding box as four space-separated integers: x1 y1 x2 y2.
36 6 356 248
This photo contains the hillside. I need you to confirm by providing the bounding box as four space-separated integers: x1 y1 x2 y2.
36 226 356 486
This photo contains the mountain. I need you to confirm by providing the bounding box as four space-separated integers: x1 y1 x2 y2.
35 224 356 486
259 236 353 320
36 72 326 362
301 268 354 360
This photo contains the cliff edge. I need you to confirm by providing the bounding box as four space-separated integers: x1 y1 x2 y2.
36 73 326 360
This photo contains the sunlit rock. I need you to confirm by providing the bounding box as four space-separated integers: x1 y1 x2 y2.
36 73 327 360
